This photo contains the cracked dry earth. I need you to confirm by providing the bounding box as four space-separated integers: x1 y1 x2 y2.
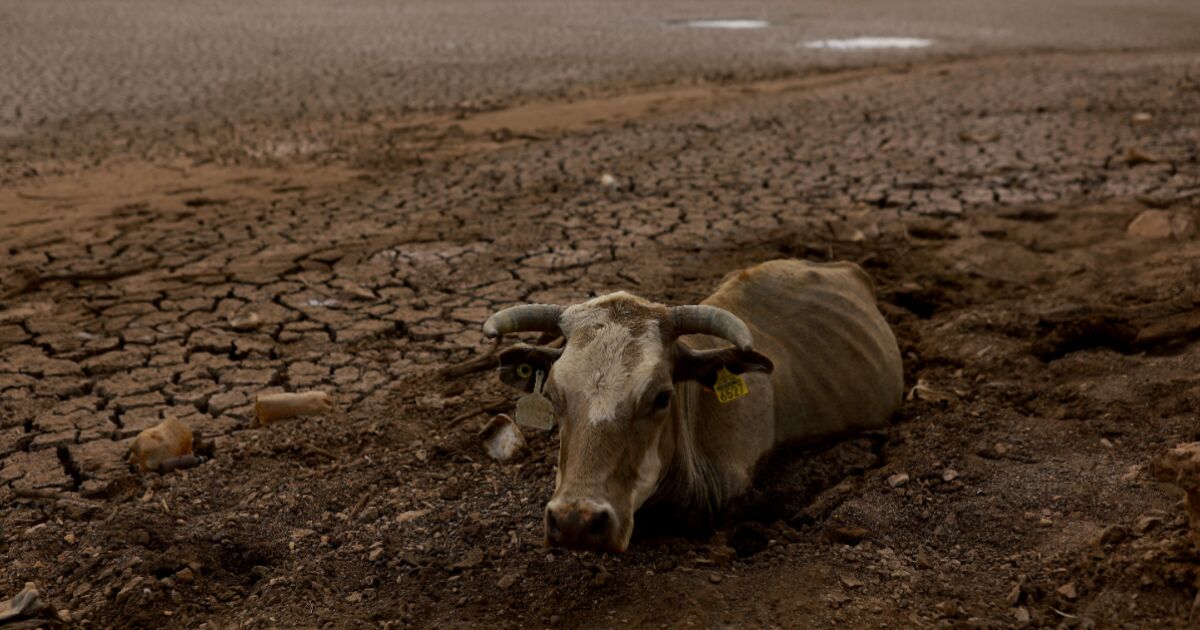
2 50 1200 629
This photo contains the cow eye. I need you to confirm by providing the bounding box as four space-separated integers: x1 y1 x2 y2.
652 390 672 411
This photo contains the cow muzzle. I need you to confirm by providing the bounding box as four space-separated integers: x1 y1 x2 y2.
545 498 621 552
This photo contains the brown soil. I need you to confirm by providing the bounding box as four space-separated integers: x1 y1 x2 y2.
3 50 1200 629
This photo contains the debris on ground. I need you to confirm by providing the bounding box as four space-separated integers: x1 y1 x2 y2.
1126 209 1194 239
1153 442 1200 549
254 391 333 424
478 414 528 463
127 416 193 473
0 583 44 624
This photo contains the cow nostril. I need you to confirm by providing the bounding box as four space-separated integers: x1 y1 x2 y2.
588 509 611 539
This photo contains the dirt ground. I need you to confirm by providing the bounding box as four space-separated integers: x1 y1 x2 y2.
2 48 1200 629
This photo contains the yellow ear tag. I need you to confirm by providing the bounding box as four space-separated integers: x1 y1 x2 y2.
713 368 749 404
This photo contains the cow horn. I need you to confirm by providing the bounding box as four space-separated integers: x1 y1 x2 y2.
483 304 564 339
670 305 754 350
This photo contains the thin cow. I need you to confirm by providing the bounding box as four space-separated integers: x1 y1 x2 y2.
483 259 903 552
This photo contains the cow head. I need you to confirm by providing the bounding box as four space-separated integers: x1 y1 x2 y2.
484 292 773 552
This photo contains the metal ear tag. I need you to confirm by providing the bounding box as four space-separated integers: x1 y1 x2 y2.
514 370 555 431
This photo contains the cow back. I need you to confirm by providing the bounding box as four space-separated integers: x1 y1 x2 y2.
702 259 903 443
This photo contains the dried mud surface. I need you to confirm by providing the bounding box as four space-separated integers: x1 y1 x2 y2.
3 50 1200 628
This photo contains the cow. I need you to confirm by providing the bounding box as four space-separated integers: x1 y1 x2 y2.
483 259 903 552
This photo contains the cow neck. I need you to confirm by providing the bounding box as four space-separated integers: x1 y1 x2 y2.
649 375 728 524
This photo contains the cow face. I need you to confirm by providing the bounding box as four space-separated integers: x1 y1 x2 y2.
495 292 771 552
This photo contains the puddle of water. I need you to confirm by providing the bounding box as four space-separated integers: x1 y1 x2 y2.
803 37 932 50
677 19 769 30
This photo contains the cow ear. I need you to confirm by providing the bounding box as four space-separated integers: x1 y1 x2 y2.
498 344 563 392
673 345 774 388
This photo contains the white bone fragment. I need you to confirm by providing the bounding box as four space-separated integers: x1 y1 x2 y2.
479 414 528 463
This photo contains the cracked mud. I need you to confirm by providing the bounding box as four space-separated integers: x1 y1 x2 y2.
2 46 1200 628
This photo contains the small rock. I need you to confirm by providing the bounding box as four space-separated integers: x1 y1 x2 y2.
994 443 1009 457
840 574 863 589
591 571 611 587
497 573 518 590
708 573 722 584
1056 582 1077 600
227 312 261 331
942 468 959 482
395 509 430 524
175 568 195 584
599 173 620 189
452 548 484 570
1153 442 1200 550
1100 438 1114 449
1131 112 1153 124
57 609 72 623
1094 524 1129 546
1121 465 1143 483
440 480 463 501
368 548 384 562
1125 147 1166 166
1134 515 1163 535
887 472 910 488
824 592 851 608
708 543 737 565
825 525 870 546
1127 209 1193 240
1013 606 1031 623
1006 582 1023 606
56 498 100 521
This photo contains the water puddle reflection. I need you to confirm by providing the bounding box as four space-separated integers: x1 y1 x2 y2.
803 37 932 50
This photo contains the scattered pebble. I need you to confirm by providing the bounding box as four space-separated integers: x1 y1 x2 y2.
887 472 910 488
942 469 959 482
1056 582 1077 600
1126 209 1193 240
175 568 195 584
1134 515 1163 534
825 525 870 546
1125 147 1166 166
